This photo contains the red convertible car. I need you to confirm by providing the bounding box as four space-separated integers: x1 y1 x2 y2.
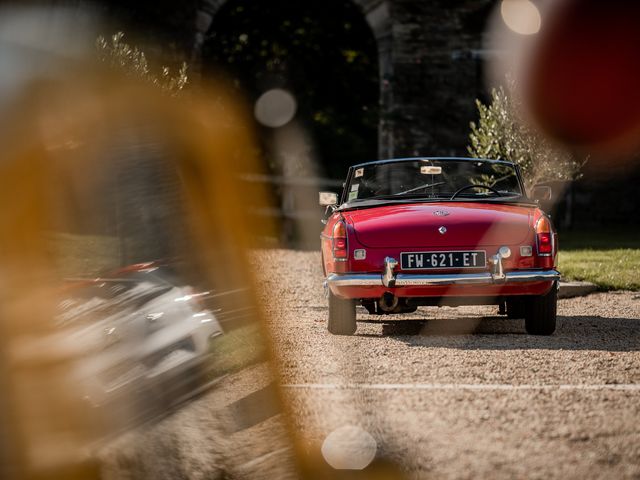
320 157 559 336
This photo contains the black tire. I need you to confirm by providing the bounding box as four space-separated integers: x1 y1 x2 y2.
506 298 525 319
524 282 558 335
328 292 357 335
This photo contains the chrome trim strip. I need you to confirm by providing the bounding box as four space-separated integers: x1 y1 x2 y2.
501 270 561 282
395 272 493 286
326 269 560 287
327 274 385 287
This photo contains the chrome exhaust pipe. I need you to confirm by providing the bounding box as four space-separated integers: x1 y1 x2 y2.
379 291 399 312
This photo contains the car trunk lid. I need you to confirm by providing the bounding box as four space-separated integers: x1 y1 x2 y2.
345 202 533 248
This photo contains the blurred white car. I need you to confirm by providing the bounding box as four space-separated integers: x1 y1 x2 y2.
56 263 223 414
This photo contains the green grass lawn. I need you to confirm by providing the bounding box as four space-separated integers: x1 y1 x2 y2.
47 232 121 277
558 229 640 291
207 323 268 378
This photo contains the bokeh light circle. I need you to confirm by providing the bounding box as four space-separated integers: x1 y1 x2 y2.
500 0 541 35
254 88 297 128
321 425 377 470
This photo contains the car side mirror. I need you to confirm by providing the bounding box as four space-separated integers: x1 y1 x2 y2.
531 185 552 202
319 191 338 206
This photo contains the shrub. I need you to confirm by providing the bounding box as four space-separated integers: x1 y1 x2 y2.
468 85 585 189
96 32 188 95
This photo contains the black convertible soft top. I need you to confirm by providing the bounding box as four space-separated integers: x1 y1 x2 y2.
350 156 516 169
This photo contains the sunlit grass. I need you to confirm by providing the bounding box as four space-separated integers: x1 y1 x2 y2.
559 249 640 291
207 323 267 378
557 229 639 291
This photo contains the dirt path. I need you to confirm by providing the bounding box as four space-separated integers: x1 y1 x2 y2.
98 249 640 479
260 249 640 479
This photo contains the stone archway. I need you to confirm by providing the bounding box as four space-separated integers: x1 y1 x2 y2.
190 0 495 162
191 0 390 167
191 1 390 70
45 0 495 161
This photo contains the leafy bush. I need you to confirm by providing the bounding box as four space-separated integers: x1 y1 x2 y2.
96 32 188 95
468 85 585 189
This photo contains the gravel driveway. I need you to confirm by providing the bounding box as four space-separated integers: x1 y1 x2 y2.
260 249 640 479
99 249 640 479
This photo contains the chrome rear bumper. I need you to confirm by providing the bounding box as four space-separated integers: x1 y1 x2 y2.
326 255 560 288
327 270 560 287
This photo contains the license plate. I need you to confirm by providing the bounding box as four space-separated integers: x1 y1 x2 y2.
400 250 486 270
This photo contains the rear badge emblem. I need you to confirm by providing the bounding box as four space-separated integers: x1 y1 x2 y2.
433 210 450 217
438 226 447 234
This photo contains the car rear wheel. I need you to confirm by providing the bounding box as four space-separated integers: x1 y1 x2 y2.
524 282 558 335
328 292 356 335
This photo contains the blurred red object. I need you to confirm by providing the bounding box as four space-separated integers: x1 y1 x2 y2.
525 0 640 154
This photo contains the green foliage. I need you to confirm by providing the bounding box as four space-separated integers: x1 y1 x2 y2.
557 230 639 291
96 32 188 95
468 85 585 189
469 164 517 189
559 249 640 291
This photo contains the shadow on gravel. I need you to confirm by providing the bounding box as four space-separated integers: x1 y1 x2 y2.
357 316 640 352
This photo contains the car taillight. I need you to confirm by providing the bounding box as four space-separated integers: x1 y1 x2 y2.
332 220 348 260
535 216 553 255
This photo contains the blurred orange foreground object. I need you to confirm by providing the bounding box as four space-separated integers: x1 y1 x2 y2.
0 68 288 479
0 61 408 479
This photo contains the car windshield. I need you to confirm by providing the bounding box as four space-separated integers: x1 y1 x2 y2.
344 159 523 203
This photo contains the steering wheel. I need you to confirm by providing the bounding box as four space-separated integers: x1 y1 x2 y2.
450 184 502 200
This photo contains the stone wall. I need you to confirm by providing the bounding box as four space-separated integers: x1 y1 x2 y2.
380 0 494 158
